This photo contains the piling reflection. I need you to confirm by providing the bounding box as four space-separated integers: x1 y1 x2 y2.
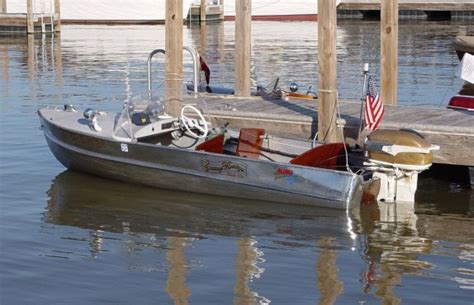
166 236 191 305
44 170 474 303
234 238 268 305
317 237 343 305
53 33 63 85
0 42 8 83
27 35 36 81
0 34 63 87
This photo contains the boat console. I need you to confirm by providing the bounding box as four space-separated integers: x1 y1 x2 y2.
111 96 210 145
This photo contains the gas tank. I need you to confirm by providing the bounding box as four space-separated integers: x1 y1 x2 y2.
366 129 434 168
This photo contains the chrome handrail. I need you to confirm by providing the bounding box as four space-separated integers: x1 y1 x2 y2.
184 46 200 94
147 46 200 100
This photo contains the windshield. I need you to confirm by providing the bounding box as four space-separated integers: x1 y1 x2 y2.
113 96 165 142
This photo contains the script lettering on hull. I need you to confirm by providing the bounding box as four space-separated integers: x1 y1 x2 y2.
200 159 247 178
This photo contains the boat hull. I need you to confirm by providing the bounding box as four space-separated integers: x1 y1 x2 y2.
39 109 362 209
453 36 474 60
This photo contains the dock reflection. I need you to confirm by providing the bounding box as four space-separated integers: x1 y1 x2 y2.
1 33 63 96
44 170 471 303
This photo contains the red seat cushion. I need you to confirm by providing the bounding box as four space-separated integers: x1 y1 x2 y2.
195 134 225 154
290 143 346 170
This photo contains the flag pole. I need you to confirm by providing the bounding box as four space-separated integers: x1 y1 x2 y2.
357 63 370 144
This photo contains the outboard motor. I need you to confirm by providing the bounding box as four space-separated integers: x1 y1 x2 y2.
364 129 439 203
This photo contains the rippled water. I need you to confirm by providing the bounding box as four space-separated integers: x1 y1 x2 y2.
1 20 473 304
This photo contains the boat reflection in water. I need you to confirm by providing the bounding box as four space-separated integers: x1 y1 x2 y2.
44 171 473 303
350 202 433 302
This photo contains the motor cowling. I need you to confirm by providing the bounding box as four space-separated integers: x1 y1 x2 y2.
366 129 436 170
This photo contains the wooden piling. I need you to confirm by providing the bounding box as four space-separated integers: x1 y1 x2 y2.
200 0 206 23
317 0 340 142
54 0 61 32
220 0 225 20
27 0 34 34
199 21 207 83
1 0 6 14
234 0 251 97
165 0 183 117
380 0 398 106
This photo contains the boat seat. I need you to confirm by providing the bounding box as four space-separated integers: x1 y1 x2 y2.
290 143 347 170
236 128 265 159
195 134 225 154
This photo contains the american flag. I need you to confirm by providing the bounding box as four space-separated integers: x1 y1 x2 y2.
364 75 384 131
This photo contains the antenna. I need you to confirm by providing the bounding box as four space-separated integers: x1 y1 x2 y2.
357 63 370 143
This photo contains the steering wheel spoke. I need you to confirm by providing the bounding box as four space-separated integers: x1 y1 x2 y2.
180 105 209 139
194 123 207 134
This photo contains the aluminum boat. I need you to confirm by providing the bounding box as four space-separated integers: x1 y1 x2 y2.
38 98 369 209
38 45 439 209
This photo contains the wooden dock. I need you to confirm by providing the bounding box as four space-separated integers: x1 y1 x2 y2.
0 0 60 34
339 0 474 11
184 95 474 167
0 13 58 34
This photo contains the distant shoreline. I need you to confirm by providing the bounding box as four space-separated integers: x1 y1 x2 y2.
58 14 319 25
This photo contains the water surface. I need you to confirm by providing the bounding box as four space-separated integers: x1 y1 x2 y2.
1 20 473 304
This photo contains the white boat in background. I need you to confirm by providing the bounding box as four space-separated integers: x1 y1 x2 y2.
4 0 341 23
224 0 319 21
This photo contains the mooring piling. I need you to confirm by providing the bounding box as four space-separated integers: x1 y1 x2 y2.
380 0 399 106
234 0 252 97
165 0 184 117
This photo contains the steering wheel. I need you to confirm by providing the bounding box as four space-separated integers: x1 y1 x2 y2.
180 105 209 139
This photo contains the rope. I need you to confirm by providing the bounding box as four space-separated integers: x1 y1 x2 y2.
319 91 339 142
336 93 352 173
318 89 338 93
164 72 184 82
318 88 352 173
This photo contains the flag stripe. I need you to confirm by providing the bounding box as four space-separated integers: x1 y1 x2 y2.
364 76 384 131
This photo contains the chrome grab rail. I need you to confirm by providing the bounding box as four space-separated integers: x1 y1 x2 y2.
147 46 200 100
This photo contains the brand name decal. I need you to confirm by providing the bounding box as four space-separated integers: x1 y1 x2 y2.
276 168 293 177
275 167 296 184
201 159 247 177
